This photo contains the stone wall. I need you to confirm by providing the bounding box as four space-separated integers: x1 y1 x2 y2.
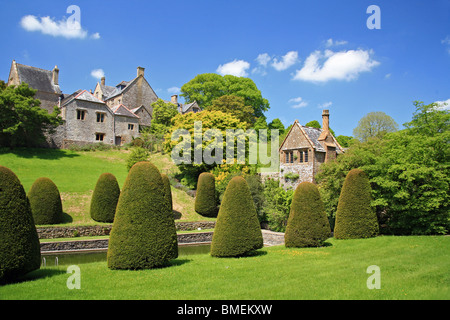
36 221 216 239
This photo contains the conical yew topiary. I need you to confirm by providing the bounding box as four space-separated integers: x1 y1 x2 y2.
161 173 173 213
28 177 63 225
195 172 217 218
107 161 178 269
211 176 263 257
285 182 331 247
0 166 40 284
334 168 379 239
90 173 120 223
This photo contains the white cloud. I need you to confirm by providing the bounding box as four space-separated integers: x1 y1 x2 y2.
435 99 450 110
293 49 380 83
20 15 99 40
167 86 181 94
216 59 250 77
271 51 299 71
325 38 348 47
385 73 391 79
318 101 333 109
288 97 308 109
90 69 105 80
256 53 271 66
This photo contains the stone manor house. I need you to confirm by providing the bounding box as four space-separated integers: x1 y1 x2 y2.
7 60 200 148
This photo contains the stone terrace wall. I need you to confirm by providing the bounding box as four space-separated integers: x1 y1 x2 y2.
37 221 216 239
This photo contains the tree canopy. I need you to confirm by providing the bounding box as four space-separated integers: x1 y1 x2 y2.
0 83 62 147
206 95 255 126
316 101 449 235
180 73 269 118
352 111 398 142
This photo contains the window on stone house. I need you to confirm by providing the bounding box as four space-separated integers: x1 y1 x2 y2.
128 124 134 130
95 133 105 141
299 150 309 163
285 151 294 163
77 109 86 120
96 113 105 123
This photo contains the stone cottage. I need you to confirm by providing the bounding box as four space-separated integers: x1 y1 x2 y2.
279 109 344 189
6 60 200 148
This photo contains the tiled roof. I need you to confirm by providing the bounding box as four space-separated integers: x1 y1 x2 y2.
111 104 140 118
16 63 61 94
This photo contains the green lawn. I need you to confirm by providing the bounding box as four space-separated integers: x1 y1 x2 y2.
0 148 204 223
1 236 448 300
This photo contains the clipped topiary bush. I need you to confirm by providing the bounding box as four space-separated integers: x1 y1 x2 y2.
28 177 63 225
0 166 40 284
285 182 331 247
90 173 120 223
334 168 379 239
161 173 173 213
195 172 217 217
211 176 263 257
107 161 178 269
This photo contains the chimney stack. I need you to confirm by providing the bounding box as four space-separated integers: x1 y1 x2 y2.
171 94 178 105
101 76 105 86
318 109 330 141
52 65 59 86
137 66 145 77
322 109 330 132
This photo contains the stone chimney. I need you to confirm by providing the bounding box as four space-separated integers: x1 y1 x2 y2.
171 95 178 105
137 66 145 77
318 109 330 141
101 76 105 86
52 65 59 86
322 109 330 132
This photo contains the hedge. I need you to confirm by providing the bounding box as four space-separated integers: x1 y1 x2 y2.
334 168 379 239
195 172 218 217
90 173 120 223
28 177 63 225
285 182 331 247
211 176 263 257
107 161 178 269
0 166 40 283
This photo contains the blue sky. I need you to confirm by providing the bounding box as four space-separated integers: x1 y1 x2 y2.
1 0 449 136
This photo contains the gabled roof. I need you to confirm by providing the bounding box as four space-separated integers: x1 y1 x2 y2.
62 90 105 106
14 62 61 94
111 104 140 119
279 120 344 154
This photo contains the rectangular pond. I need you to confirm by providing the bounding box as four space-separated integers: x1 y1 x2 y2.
41 243 211 267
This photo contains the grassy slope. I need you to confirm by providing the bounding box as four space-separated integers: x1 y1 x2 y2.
1 236 448 300
0 148 203 223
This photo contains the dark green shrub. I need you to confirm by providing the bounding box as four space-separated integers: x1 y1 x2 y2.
0 166 40 283
107 161 178 269
90 173 120 223
285 182 331 247
195 172 217 217
211 176 263 257
28 177 63 225
334 169 379 239
161 173 173 213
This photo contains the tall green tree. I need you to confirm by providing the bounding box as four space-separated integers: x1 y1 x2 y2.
0 83 62 147
353 111 398 142
206 95 255 125
317 101 449 235
180 73 269 118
